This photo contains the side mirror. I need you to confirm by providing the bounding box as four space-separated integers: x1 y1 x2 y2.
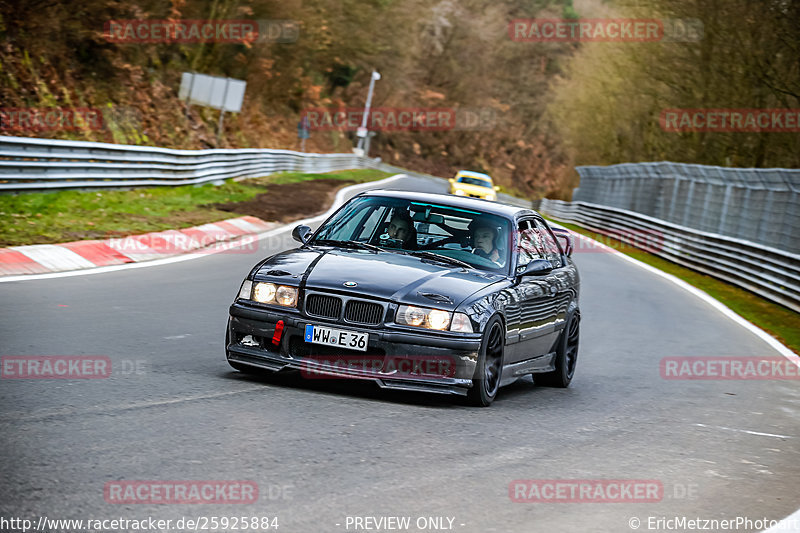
518 259 553 277
494 186 500 191
553 231 573 257
448 178 455 184
292 224 312 244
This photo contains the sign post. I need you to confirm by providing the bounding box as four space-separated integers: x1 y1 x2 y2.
356 70 381 153
184 72 196 121
216 77 231 146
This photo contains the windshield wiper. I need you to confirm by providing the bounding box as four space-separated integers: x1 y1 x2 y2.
408 250 473 269
312 239 384 252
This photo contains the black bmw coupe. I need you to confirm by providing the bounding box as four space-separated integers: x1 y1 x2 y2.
226 189 580 406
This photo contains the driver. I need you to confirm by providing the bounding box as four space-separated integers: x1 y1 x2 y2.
383 210 417 249
469 219 503 265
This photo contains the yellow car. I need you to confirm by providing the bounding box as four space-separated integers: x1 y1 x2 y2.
448 171 500 201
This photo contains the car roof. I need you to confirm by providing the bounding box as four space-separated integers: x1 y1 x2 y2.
456 170 492 180
360 189 538 220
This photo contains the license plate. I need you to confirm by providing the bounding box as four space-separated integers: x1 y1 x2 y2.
304 324 369 352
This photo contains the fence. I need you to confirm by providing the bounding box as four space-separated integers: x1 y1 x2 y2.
539 199 800 313
0 135 379 191
574 162 800 254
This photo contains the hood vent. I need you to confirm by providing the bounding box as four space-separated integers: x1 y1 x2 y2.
418 292 454 305
264 269 292 276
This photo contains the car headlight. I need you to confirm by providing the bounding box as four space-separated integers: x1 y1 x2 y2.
396 305 474 333
454 189 466 196
241 281 298 308
253 282 276 303
275 285 298 306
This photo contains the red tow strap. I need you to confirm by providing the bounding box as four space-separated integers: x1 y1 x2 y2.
272 320 285 345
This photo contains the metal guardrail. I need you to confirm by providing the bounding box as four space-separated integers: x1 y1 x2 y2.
539 199 800 313
12 134 795 312
0 136 380 191
574 162 800 253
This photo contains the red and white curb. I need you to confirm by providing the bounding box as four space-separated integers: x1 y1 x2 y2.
0 174 406 282
0 216 275 277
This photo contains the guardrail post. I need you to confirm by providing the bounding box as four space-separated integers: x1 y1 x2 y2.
699 183 713 233
756 190 774 245
717 184 733 235
667 178 681 223
782 191 799 252
682 180 695 227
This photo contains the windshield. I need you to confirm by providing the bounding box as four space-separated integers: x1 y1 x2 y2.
311 196 511 273
457 176 493 188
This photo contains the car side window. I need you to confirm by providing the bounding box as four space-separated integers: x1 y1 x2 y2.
516 220 545 267
534 219 563 269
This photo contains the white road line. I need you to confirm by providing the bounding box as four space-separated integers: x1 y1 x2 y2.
565 231 800 364
693 423 793 440
557 221 800 533
1 387 267 423
534 222 800 533
0 174 406 283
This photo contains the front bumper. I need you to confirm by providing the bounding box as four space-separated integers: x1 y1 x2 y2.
226 302 482 396
449 188 494 201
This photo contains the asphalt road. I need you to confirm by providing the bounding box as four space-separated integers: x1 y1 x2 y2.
1 174 799 533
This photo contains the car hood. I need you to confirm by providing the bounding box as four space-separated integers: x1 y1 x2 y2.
253 247 505 310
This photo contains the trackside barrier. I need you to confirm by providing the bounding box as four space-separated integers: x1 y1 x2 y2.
539 199 800 313
0 135 381 191
574 162 800 253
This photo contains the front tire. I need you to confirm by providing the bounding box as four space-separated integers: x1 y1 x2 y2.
535 309 580 388
467 316 505 407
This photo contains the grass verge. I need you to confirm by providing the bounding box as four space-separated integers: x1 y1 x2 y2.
0 169 392 246
551 219 800 355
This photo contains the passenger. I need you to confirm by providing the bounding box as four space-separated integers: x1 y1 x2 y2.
469 219 503 265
